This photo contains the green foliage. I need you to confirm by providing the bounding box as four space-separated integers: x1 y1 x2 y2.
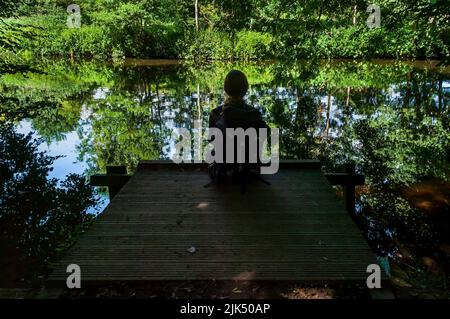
289 2 450 59
1 0 449 59
42 25 112 58
234 31 273 60
0 59 114 122
183 30 273 61
0 19 39 51
355 107 450 188
183 29 234 60
316 25 384 58
88 92 164 172
90 2 182 58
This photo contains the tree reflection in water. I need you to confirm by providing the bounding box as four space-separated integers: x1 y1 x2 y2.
0 59 449 289
0 125 97 286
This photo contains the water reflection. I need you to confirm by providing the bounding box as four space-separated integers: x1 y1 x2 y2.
0 59 449 284
0 124 97 285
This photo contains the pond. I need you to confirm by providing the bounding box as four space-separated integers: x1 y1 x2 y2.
1 58 449 285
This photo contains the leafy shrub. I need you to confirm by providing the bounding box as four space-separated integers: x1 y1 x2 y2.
183 30 273 61
183 29 234 60
234 31 273 60
315 23 449 59
58 25 112 58
316 25 387 58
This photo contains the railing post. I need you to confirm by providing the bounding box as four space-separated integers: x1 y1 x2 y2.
343 163 356 215
106 166 127 199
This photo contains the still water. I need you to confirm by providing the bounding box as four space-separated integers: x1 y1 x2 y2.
2 59 449 259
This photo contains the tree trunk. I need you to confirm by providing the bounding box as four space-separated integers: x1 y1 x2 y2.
195 0 199 31
197 84 202 159
197 84 201 120
325 92 331 137
310 0 325 42
438 76 443 115
346 87 351 107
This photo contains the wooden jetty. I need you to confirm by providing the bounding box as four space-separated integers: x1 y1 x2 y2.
48 160 386 285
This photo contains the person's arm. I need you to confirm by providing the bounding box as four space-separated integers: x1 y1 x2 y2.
208 107 223 143
208 106 222 128
209 111 217 128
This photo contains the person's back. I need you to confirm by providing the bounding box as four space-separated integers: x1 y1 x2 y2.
208 70 268 190
210 101 266 131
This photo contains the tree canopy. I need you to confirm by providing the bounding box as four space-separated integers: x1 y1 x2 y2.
0 0 448 60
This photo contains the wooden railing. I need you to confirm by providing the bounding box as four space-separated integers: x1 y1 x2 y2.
90 166 131 199
90 161 365 215
323 163 365 214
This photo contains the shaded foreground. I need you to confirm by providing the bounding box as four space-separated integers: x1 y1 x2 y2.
48 161 382 284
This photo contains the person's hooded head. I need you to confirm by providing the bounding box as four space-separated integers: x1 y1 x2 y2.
224 70 249 103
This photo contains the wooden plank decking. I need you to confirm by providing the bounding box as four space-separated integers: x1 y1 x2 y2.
48 160 384 284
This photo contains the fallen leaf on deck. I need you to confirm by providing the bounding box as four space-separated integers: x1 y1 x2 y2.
232 287 242 294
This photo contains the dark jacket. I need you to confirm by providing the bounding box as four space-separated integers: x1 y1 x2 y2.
208 101 268 166
208 102 268 130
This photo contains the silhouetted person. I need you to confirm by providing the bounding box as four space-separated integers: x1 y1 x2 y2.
209 70 266 130
207 70 268 191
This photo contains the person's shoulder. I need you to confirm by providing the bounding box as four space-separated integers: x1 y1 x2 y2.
209 106 224 125
211 105 223 115
244 103 262 115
